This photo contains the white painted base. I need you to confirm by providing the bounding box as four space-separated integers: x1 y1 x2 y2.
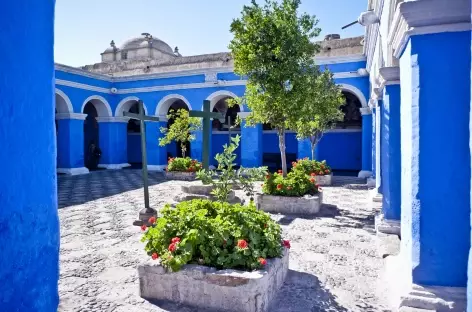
367 177 376 188
370 189 383 202
375 213 401 236
147 165 167 172
358 170 372 178
57 167 89 176
98 163 131 170
384 253 467 311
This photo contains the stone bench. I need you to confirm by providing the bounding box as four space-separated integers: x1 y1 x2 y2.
165 171 196 181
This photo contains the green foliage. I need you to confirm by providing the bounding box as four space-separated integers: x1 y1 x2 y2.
159 109 201 158
229 0 339 176
262 169 320 197
141 200 284 272
196 169 213 185
292 158 331 176
167 157 202 173
236 166 269 201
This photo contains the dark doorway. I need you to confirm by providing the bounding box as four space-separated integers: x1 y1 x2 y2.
83 102 100 170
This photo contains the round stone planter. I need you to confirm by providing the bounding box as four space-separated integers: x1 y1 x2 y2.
165 171 196 181
255 192 322 215
138 248 289 312
315 174 332 186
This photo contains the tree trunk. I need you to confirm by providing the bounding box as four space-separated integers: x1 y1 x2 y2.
311 143 315 161
278 129 287 177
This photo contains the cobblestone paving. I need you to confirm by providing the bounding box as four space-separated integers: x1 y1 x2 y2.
57 170 390 312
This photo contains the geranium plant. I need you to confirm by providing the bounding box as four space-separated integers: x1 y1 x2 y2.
262 169 321 197
292 158 331 176
141 199 291 272
167 157 202 173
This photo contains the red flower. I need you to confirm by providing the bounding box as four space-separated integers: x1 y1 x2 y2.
259 258 267 266
237 239 248 249
310 173 316 177
151 253 159 260
168 243 177 252
276 184 283 190
325 169 330 173
282 240 291 249
278 170 282 174
148 217 156 224
141 224 147 231
319 171 323 175
310 178 315 183
171 237 181 244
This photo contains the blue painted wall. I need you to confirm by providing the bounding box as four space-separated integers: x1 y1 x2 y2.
401 32 470 287
56 69 112 89
57 119 86 168
320 60 367 73
0 1 60 310
127 134 142 163
211 132 241 166
317 131 362 171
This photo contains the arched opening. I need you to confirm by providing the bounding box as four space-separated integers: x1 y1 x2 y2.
211 97 241 131
117 98 144 168
55 91 71 171
166 99 190 158
82 97 111 171
336 91 363 129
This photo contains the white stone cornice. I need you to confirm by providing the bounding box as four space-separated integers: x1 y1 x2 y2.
96 116 129 123
315 54 366 65
55 79 112 94
55 63 112 81
388 0 471 59
360 107 372 116
379 66 400 85
55 113 87 120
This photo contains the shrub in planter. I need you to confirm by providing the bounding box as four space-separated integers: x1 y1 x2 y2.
291 158 331 176
141 199 289 272
262 169 321 197
167 157 202 173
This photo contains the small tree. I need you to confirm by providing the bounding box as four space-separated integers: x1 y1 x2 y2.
296 70 345 160
159 109 201 158
230 0 324 176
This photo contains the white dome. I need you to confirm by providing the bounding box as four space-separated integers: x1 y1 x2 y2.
121 36 173 54
103 46 115 53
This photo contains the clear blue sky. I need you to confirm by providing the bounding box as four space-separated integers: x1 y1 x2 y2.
55 0 366 67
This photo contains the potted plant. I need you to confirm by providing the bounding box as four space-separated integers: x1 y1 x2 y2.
292 158 333 186
165 157 202 181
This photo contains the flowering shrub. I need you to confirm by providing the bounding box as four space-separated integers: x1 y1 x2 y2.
262 169 320 196
291 158 331 176
167 157 202 172
141 199 290 272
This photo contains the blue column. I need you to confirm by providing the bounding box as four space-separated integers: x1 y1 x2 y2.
359 107 373 178
0 1 59 310
241 122 263 167
400 31 470 288
375 101 383 194
146 121 167 171
56 114 89 175
190 122 212 163
97 117 129 169
381 81 401 223
371 107 377 178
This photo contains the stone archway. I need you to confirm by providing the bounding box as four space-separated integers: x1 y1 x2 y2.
81 96 112 170
337 91 363 129
55 89 73 170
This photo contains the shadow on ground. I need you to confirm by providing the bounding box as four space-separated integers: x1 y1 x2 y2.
57 170 166 209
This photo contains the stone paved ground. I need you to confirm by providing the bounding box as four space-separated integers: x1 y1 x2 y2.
57 170 390 312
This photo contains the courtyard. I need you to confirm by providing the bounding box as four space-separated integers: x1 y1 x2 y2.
57 170 390 312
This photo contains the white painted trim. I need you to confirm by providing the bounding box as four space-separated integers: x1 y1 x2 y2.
115 80 247 95
56 79 111 94
55 63 111 81
55 88 74 113
206 90 243 112
315 54 366 65
81 95 113 117
55 113 87 120
358 170 372 178
57 167 89 175
388 0 471 59
115 96 149 117
333 71 369 79
148 165 167 172
339 84 368 107
96 117 129 123
114 67 235 82
155 94 192 116
360 107 372 116
98 163 131 170
326 129 362 133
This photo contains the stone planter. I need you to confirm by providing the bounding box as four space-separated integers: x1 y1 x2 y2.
138 249 289 312
255 192 322 215
181 183 242 195
173 190 244 205
315 174 332 186
165 171 196 181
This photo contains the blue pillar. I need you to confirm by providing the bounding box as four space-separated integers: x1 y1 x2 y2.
146 121 167 171
0 0 59 310
399 31 470 288
371 106 377 178
191 129 204 162
375 100 383 194
241 122 263 167
359 107 373 178
97 117 129 169
56 113 89 175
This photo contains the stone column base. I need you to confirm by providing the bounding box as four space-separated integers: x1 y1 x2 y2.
384 254 466 311
98 163 131 170
367 177 376 187
57 167 89 176
358 170 373 178
375 214 401 236
370 188 383 202
148 165 167 172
